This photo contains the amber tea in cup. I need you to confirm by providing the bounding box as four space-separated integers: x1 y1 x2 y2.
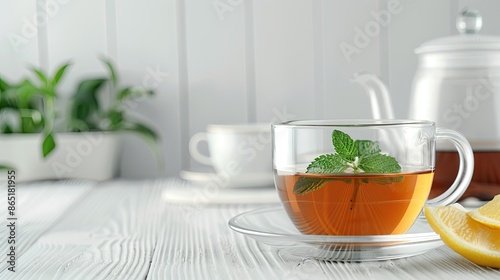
272 120 474 236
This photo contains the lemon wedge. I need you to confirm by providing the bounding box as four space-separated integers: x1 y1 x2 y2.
467 195 500 229
424 203 500 268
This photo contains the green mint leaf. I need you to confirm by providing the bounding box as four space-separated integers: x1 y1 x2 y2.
356 140 381 155
332 130 357 160
294 177 353 195
306 154 350 174
294 178 332 195
358 153 401 173
294 129 402 195
366 176 404 185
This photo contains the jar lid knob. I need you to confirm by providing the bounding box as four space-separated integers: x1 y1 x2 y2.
456 7 482 34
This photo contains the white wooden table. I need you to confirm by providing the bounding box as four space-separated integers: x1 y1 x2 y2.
1 178 499 280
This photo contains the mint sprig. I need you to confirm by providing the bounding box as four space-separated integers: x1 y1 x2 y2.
293 130 402 195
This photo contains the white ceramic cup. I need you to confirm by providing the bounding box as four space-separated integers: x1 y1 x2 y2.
189 123 272 176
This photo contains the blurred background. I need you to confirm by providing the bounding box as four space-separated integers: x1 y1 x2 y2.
1 0 499 179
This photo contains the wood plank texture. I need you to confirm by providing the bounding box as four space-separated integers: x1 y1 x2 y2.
147 187 500 279
0 179 499 279
0 180 95 273
0 180 165 279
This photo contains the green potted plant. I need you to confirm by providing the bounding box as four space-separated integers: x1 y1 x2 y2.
51 59 161 180
0 63 69 178
0 59 160 181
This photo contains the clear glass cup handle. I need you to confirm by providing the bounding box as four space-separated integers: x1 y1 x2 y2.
426 128 474 207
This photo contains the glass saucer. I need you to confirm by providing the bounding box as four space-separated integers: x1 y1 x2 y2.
228 206 443 261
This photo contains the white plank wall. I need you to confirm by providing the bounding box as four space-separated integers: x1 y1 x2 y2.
113 0 182 178
322 0 381 119
185 0 248 169
0 1 39 80
2 0 500 178
185 0 248 129
386 0 452 119
253 0 316 122
45 0 108 94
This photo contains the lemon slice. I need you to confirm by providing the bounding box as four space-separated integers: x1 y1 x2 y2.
467 195 500 229
424 204 500 268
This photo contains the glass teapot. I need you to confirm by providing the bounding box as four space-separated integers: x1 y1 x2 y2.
353 8 500 201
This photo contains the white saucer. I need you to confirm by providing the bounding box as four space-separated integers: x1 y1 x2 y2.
228 206 444 261
163 179 280 204
179 169 274 188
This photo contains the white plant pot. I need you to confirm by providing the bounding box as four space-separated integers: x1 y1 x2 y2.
0 132 122 182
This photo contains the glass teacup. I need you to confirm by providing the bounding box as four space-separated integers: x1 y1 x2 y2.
272 120 474 236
